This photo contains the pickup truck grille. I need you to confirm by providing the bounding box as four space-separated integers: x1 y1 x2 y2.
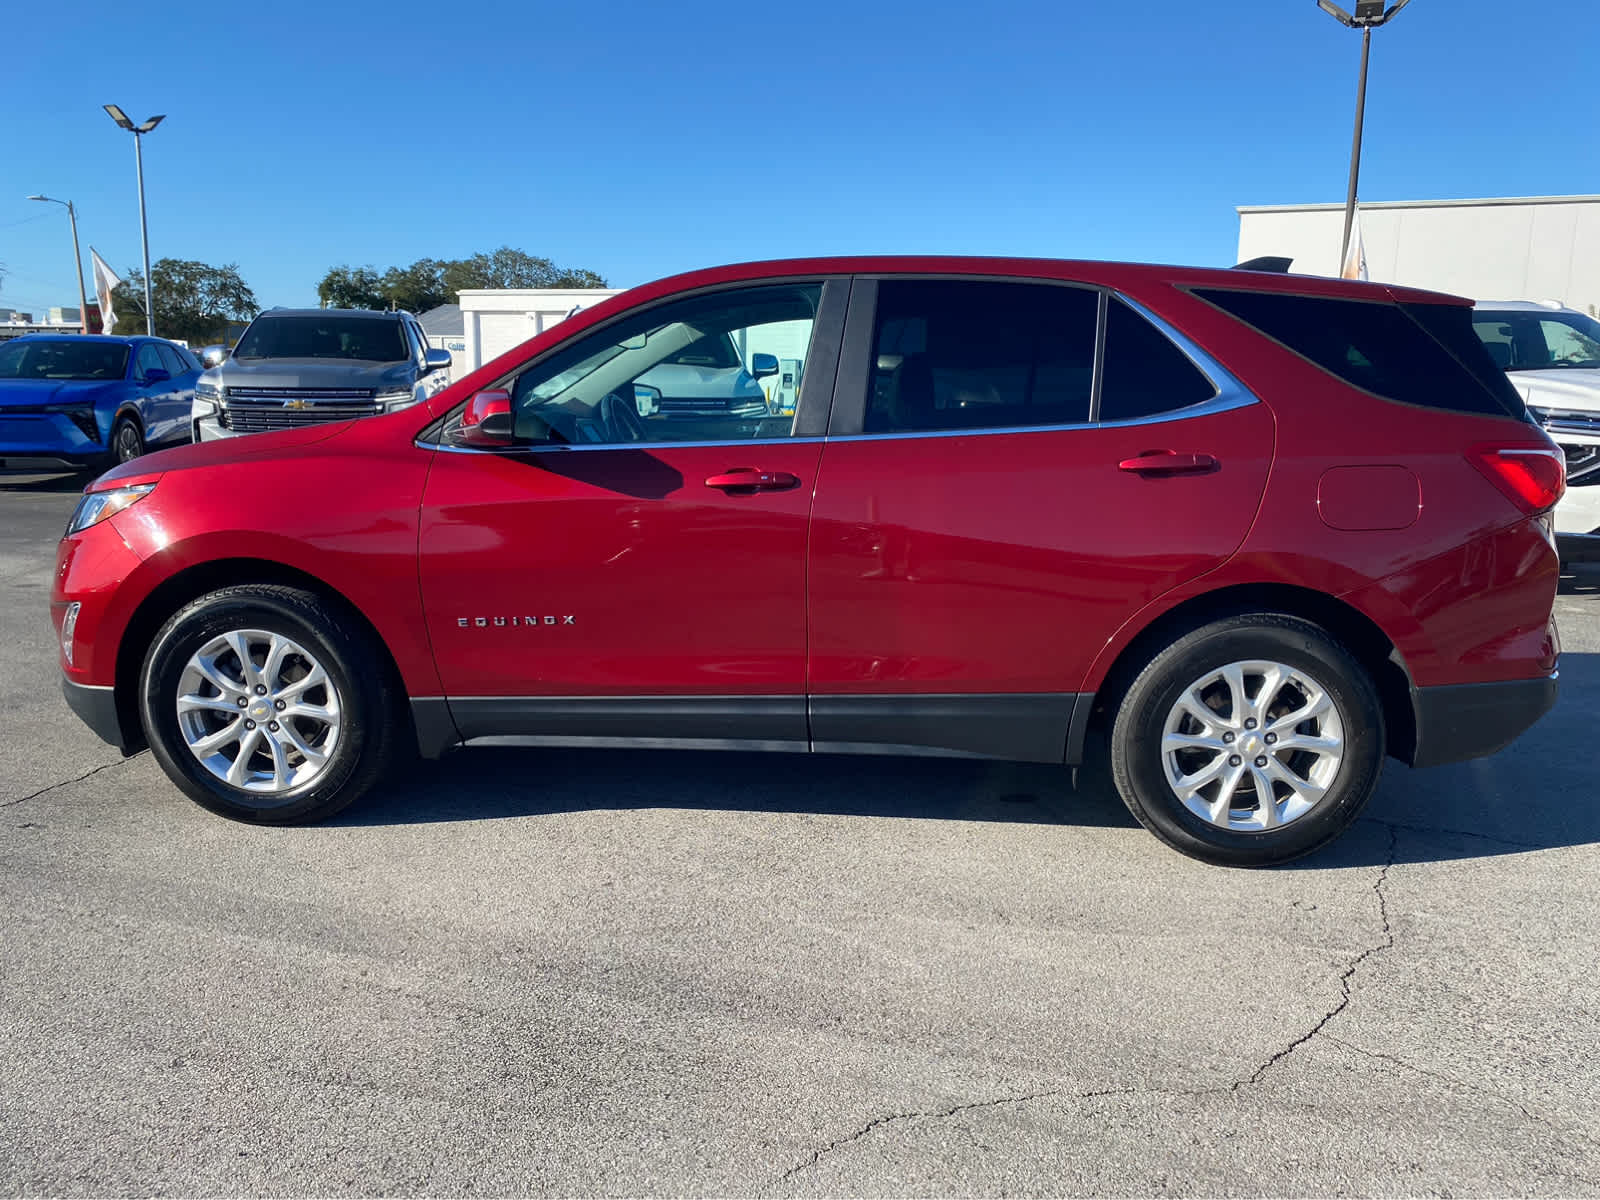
220 387 380 434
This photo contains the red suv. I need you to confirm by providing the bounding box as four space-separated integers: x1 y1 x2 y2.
52 257 1563 866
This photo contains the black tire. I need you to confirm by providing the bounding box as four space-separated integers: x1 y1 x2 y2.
112 415 145 464
1109 614 1384 867
139 585 402 824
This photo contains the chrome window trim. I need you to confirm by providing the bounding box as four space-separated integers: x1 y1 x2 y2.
416 282 1262 453
428 435 828 454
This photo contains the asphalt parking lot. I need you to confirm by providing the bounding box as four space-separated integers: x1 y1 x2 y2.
1 470 1597 1198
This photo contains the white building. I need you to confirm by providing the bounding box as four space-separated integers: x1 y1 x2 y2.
457 288 623 374
1236 194 1600 313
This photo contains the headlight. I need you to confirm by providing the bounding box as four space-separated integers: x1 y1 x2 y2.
1528 405 1552 425
376 387 418 411
65 483 157 536
194 381 221 400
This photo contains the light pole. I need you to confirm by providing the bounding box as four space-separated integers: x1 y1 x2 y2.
102 104 165 336
1317 0 1414 270
27 194 89 334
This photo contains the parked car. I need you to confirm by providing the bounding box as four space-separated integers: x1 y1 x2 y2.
54 257 1562 866
1472 301 1600 563
191 308 451 441
630 330 781 426
0 334 200 471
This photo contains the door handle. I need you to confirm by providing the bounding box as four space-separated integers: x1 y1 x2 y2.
1118 451 1219 475
705 468 801 493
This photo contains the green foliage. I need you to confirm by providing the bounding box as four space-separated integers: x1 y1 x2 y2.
111 259 259 345
314 248 607 315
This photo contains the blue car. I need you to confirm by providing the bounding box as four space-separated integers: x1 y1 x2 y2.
0 334 201 472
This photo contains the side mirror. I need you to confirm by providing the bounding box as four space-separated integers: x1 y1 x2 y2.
750 352 780 379
424 347 453 374
143 367 172 384
201 345 226 368
456 389 514 448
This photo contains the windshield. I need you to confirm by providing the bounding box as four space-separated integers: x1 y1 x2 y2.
0 339 129 381
1473 310 1600 372
234 315 406 363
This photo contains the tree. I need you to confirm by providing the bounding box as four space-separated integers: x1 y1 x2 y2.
314 249 606 315
316 265 386 311
112 259 259 345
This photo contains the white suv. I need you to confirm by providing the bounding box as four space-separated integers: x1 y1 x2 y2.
1472 301 1600 562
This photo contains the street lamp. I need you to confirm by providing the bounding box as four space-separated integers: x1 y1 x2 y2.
102 104 165 336
1317 0 1414 270
26 195 89 335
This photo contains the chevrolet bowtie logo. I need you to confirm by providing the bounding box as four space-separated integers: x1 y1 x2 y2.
283 398 311 410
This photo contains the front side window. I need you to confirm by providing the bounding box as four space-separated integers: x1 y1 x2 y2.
234 315 407 364
156 343 189 377
447 283 822 447
0 339 129 381
135 343 166 381
864 281 1098 434
1473 310 1600 372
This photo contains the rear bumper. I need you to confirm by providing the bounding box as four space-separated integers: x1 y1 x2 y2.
1557 532 1600 565
62 677 138 753
1408 672 1558 768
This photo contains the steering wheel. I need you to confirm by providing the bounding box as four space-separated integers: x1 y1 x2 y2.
599 391 647 443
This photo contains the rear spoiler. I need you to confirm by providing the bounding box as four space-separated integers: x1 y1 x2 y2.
1233 256 1294 273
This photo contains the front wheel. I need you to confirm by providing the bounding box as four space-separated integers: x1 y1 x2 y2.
139 585 402 824
112 415 145 463
1109 614 1384 867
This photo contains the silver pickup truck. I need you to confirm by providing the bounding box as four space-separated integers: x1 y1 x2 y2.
191 308 452 441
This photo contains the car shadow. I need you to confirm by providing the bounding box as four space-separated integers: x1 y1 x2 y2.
0 471 87 493
336 654 1600 870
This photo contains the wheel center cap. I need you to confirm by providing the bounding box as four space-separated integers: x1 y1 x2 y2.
1241 733 1263 756
249 700 273 722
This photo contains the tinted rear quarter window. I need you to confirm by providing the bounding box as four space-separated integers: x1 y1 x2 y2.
1099 298 1218 421
1195 289 1523 418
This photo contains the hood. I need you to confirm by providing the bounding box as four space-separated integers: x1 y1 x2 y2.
1509 369 1600 412
0 379 123 409
212 357 413 392
635 363 762 398
93 420 354 489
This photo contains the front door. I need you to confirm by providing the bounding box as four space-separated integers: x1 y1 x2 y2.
806 277 1275 761
418 279 844 744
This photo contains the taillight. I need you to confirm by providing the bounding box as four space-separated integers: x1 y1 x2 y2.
1467 445 1565 514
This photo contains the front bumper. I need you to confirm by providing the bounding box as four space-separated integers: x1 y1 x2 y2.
1408 672 1558 768
0 411 108 468
62 677 139 753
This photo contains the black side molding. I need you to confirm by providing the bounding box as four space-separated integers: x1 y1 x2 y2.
810 693 1084 764
1408 674 1558 769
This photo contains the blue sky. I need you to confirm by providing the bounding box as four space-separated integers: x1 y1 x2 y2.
4 0 1595 314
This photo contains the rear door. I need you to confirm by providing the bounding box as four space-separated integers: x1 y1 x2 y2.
805 277 1275 761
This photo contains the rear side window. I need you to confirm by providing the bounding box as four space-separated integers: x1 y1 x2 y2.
1194 289 1523 418
865 280 1098 434
1099 298 1219 421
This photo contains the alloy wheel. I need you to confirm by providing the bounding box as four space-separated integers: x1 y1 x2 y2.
1160 659 1345 832
174 628 343 797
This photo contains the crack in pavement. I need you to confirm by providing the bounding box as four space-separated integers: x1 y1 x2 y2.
777 824 1403 1185
1322 1035 1545 1123
1357 815 1551 852
1 755 142 810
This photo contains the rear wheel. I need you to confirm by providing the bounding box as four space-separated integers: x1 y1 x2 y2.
139 585 401 824
1109 614 1384 867
112 415 144 463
